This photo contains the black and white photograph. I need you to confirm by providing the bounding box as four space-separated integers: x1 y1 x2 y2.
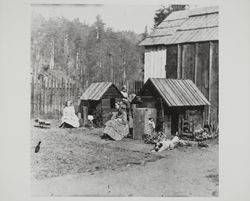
0 0 250 200
30 3 219 196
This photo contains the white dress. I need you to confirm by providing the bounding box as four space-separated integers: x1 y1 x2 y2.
60 106 79 128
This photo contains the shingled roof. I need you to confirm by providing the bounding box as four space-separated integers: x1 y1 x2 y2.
139 6 218 46
80 82 122 101
139 78 210 107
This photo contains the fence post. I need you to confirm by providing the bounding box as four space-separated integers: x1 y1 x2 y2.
82 106 88 126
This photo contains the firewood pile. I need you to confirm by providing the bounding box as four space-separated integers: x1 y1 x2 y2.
194 123 219 141
34 118 51 128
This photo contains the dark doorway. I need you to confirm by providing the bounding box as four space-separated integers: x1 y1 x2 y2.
171 112 179 135
110 98 116 109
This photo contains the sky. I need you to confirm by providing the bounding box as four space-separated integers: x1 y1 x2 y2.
31 3 216 34
31 4 164 34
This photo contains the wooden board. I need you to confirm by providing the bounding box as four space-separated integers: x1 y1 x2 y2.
133 108 157 140
82 106 88 126
210 42 219 123
196 42 209 99
101 98 110 106
182 44 195 82
102 85 123 99
166 45 178 79
164 114 172 137
195 42 210 123
177 44 182 79
186 109 203 131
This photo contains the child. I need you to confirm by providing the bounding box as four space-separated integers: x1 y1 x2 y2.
148 117 156 132
144 117 156 144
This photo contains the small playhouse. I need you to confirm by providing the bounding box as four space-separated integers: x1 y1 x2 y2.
79 82 124 126
133 78 210 137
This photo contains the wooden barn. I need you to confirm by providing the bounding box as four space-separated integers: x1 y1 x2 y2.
134 78 210 136
139 6 219 124
79 82 124 125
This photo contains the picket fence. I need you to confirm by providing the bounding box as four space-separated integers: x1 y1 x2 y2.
31 76 80 119
31 76 144 119
114 80 144 95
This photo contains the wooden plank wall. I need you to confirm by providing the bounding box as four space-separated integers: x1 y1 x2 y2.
182 44 196 82
196 42 210 122
101 97 116 124
144 46 167 82
102 85 122 99
196 42 210 99
101 85 123 124
210 42 219 123
31 76 80 119
166 45 178 79
133 108 157 140
165 41 219 124
113 80 143 95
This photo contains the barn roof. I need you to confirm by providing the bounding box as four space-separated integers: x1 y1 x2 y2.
80 82 122 101
139 6 218 46
140 78 210 107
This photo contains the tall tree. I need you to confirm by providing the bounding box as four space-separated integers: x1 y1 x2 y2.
31 14 144 90
153 4 187 27
94 15 105 40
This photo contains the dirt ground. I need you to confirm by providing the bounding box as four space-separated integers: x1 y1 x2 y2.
31 119 218 197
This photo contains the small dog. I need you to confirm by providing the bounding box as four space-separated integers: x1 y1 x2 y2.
171 136 180 144
87 115 94 128
151 139 174 152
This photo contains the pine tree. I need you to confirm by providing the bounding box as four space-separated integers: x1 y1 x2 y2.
153 5 187 27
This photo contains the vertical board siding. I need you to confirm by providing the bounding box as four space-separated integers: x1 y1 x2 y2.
194 42 210 123
177 44 182 79
166 41 218 124
182 44 195 82
210 42 219 123
196 42 210 99
166 45 178 79
144 48 150 83
113 80 143 95
144 41 218 124
31 76 80 119
144 46 166 82
194 43 198 84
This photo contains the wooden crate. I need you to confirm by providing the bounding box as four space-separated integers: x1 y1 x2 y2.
133 108 157 140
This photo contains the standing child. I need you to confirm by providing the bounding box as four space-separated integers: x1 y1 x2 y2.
144 117 156 144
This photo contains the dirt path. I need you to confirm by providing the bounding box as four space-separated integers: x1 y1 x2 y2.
32 144 218 197
31 120 218 197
